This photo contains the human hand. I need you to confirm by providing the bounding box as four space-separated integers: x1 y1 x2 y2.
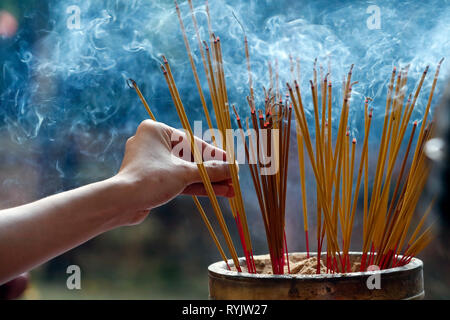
111 120 234 225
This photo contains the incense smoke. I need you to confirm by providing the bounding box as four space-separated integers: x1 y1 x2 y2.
0 1 448 242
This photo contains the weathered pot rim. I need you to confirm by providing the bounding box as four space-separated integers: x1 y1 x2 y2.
208 251 423 280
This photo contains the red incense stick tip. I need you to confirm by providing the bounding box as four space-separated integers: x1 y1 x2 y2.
413 120 418 126
216 36 220 42
289 104 292 109
352 138 356 144
346 131 350 136
393 66 397 72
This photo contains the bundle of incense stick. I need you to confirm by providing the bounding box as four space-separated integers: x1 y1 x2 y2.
286 57 444 273
129 0 444 275
233 93 293 275
166 0 257 273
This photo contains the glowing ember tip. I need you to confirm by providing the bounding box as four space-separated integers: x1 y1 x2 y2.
353 138 356 144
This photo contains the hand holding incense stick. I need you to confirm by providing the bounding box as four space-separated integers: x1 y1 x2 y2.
128 78 233 269
117 120 236 208
0 118 237 284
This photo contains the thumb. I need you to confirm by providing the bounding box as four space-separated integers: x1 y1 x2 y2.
184 160 232 184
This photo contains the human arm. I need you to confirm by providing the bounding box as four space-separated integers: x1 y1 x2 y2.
0 120 233 284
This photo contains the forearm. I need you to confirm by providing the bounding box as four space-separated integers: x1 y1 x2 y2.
0 177 128 284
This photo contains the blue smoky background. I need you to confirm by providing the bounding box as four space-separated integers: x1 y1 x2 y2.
0 0 448 298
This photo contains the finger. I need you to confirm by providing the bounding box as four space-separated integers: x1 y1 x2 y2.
184 160 232 184
182 181 235 198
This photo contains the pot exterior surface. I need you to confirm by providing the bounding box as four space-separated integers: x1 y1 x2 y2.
208 252 424 300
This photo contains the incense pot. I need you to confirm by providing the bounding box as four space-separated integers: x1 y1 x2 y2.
208 252 424 300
